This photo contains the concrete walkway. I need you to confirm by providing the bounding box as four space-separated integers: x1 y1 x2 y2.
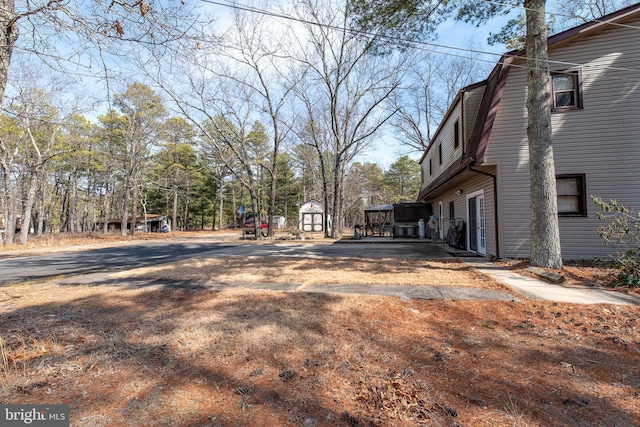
54 273 519 302
462 258 640 305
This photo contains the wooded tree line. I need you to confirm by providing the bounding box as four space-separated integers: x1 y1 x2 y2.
0 0 468 244
0 79 422 244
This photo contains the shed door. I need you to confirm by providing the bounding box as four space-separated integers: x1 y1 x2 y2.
303 213 323 232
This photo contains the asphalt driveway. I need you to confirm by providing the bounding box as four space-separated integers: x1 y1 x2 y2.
0 237 452 285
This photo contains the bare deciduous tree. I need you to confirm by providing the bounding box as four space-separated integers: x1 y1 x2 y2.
152 51 271 237
291 0 408 237
390 42 490 154
1 1 198 102
213 8 299 236
0 66 72 244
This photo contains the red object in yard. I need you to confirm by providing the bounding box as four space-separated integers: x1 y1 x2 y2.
242 214 268 236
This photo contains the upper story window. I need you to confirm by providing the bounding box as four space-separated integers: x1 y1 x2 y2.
429 158 433 176
438 143 442 164
551 69 582 111
454 120 460 149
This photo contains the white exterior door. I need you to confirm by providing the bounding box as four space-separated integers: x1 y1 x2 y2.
467 191 486 255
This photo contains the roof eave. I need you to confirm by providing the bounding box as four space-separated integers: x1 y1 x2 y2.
417 158 475 202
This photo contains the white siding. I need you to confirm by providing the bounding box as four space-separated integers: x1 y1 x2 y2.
434 172 496 257
463 86 485 144
421 154 435 188
463 174 496 257
420 103 464 190
484 17 640 259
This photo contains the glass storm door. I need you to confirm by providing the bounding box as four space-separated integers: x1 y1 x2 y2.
467 193 486 255
468 197 477 251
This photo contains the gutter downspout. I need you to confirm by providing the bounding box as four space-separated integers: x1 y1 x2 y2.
461 90 465 158
468 166 500 260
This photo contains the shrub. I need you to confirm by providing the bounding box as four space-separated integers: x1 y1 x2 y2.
592 196 640 286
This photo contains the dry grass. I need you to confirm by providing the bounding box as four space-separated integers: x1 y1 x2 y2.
1 283 640 426
2 232 639 426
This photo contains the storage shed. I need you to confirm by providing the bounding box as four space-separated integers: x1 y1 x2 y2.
298 201 328 233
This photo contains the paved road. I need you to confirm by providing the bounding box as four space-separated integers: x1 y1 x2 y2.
0 238 451 285
3 237 638 305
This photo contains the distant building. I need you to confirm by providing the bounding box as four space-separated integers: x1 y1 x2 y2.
298 201 330 235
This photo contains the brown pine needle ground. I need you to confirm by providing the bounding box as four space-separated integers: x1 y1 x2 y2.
1 232 639 426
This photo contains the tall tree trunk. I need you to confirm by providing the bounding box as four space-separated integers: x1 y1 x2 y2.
331 153 342 239
268 130 280 237
84 199 89 232
18 171 38 244
103 183 110 233
121 182 129 237
251 192 261 239
90 189 97 232
218 173 224 231
60 185 69 232
141 196 147 232
183 199 189 231
35 174 45 236
131 176 138 236
232 185 237 229
172 172 178 233
525 0 563 268
1 155 15 244
315 146 331 239
0 0 18 103
70 171 78 233
0 2 18 243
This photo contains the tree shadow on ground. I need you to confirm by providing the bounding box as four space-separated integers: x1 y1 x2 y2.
1 286 639 426
0 288 358 425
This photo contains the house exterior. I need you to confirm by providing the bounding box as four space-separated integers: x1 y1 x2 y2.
96 214 171 233
417 4 640 260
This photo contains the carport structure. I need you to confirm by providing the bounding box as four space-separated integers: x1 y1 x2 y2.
363 204 392 236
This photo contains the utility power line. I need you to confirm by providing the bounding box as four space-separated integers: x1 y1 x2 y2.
200 0 640 75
